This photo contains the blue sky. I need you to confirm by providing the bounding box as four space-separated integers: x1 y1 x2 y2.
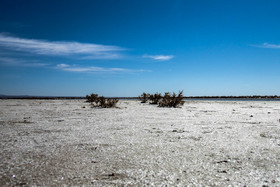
0 0 280 97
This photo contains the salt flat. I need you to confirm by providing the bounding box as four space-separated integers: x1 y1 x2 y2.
0 99 280 186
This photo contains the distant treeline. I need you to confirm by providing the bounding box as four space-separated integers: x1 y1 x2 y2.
0 95 136 100
0 95 85 100
185 95 280 99
0 95 279 100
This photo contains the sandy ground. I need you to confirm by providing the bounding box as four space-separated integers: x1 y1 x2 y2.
0 99 280 186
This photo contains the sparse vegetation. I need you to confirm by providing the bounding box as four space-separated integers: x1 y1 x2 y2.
149 93 162 104
158 91 184 108
139 92 150 103
86 94 99 106
86 93 119 108
98 96 119 108
139 91 185 107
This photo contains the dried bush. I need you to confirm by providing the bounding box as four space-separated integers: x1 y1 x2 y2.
85 94 91 102
86 94 99 106
139 92 150 103
86 93 119 108
107 98 119 108
158 91 185 108
149 93 162 104
98 96 119 108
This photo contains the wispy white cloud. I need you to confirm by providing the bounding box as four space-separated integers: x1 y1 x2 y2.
81 53 123 60
56 64 150 73
0 33 125 59
0 57 48 67
0 58 150 73
56 63 70 68
252 43 280 49
143 54 174 61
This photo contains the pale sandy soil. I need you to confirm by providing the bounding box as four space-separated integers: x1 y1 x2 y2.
0 99 280 186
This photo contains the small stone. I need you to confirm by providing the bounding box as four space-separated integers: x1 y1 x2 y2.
217 170 227 173
217 160 228 164
250 115 253 117
108 173 115 177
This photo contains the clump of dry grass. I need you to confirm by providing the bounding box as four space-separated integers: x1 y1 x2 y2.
86 94 119 108
139 92 150 103
158 91 185 108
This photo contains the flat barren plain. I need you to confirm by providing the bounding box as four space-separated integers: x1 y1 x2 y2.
0 99 280 186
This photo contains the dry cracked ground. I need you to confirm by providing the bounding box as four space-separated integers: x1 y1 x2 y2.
0 99 280 186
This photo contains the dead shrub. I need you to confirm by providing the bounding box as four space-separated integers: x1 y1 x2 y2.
149 93 162 104
158 91 185 108
86 94 98 106
86 94 119 108
139 92 150 103
98 96 119 108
